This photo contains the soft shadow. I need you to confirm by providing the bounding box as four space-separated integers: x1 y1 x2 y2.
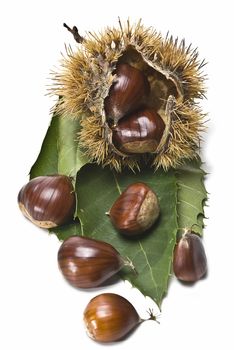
177 269 209 287
62 274 122 293
87 322 142 346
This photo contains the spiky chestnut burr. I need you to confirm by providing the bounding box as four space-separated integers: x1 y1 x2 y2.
53 19 206 171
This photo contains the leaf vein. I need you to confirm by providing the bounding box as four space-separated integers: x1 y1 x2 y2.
178 183 205 195
138 241 158 291
179 200 200 210
113 172 121 194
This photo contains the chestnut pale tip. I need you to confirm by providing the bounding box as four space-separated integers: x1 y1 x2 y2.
18 202 57 228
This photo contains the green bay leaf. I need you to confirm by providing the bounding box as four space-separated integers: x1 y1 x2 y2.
176 159 207 234
51 222 82 241
29 111 88 235
28 111 207 307
30 113 88 179
75 164 178 307
30 115 59 178
57 117 88 177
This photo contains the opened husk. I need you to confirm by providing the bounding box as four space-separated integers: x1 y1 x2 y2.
52 19 206 171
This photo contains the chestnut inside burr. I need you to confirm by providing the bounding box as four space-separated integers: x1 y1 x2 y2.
117 47 181 111
112 108 165 154
104 47 182 157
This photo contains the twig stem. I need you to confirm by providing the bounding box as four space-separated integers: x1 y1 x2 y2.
63 23 84 43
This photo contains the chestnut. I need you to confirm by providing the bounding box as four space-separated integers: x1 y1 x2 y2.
173 231 207 282
58 236 135 288
112 107 165 154
104 63 150 124
18 175 76 228
83 293 156 342
109 182 160 236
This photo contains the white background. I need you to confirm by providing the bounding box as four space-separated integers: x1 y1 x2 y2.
0 0 233 349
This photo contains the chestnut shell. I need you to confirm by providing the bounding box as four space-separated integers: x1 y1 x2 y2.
109 182 160 236
173 232 207 282
18 175 76 228
83 293 140 342
112 107 165 154
104 63 150 124
58 236 124 288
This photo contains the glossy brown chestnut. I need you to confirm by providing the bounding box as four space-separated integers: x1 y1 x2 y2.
58 236 134 288
112 108 165 154
109 182 160 236
18 175 76 228
83 293 141 342
173 231 207 282
104 63 150 124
